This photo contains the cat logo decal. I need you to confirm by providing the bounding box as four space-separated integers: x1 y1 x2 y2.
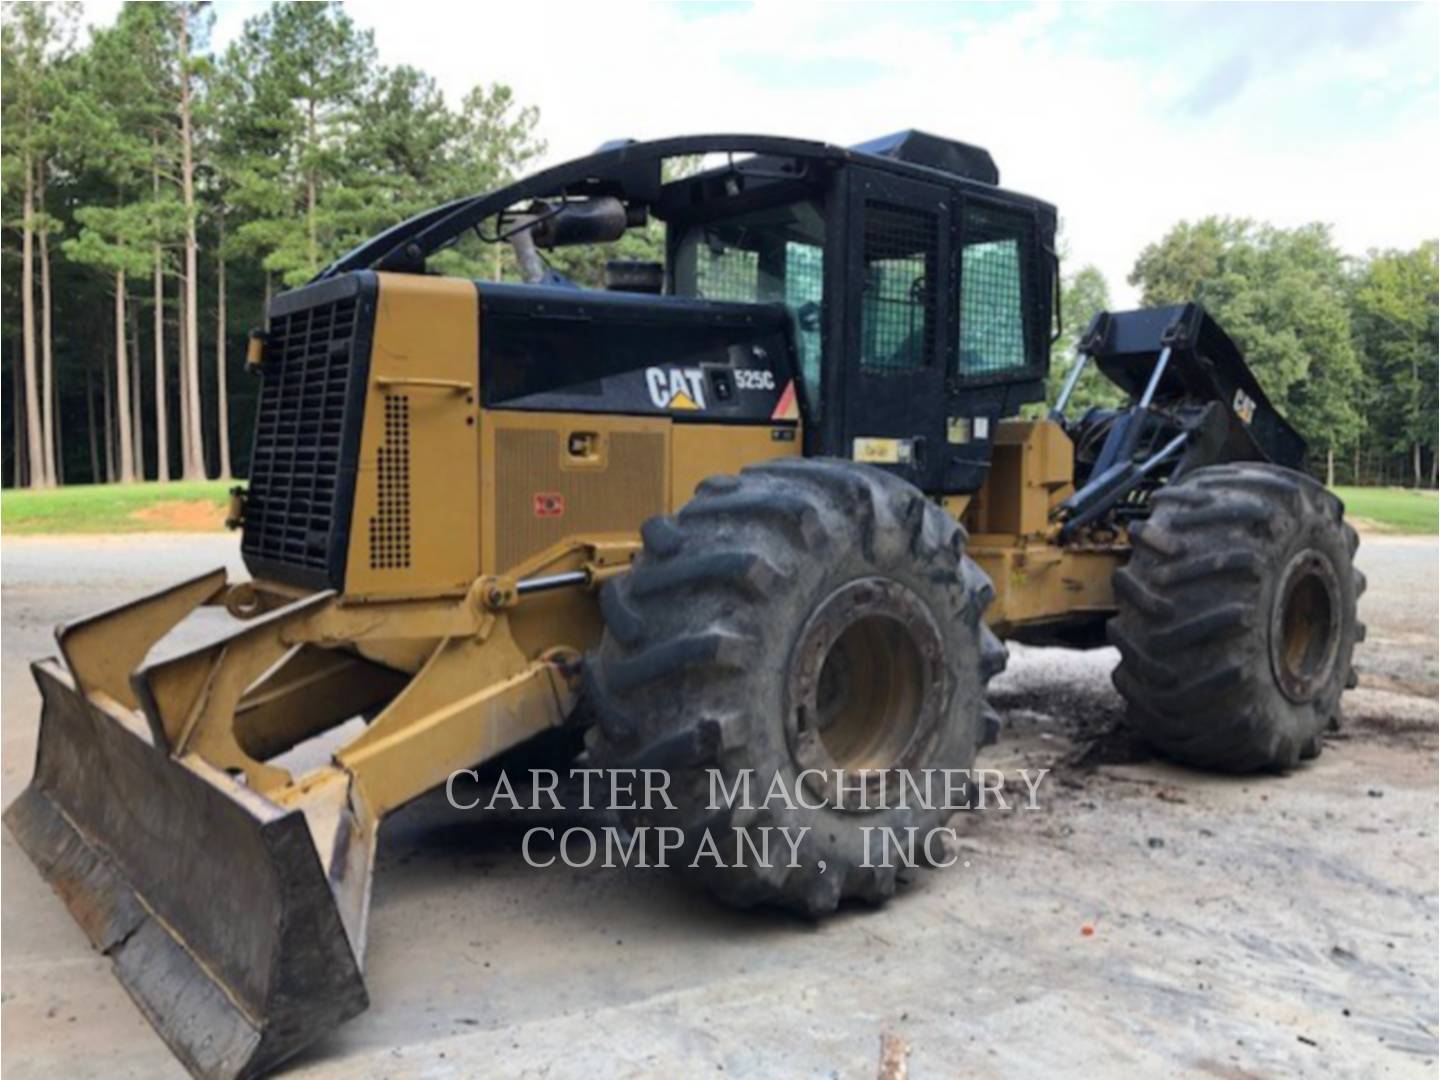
645 367 707 411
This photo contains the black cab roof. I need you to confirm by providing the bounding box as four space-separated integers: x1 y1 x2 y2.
316 131 1053 282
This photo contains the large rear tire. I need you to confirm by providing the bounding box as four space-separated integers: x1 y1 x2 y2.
585 459 1005 915
1109 463 1364 772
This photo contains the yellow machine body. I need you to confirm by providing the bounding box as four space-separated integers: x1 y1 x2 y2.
338 273 1118 628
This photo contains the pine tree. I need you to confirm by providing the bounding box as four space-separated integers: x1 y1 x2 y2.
64 203 150 482
221 2 376 288
175 1 208 477
53 4 170 485
116 3 185 483
2 2 80 487
3 1 559 488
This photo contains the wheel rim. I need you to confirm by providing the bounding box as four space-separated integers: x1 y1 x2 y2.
785 577 946 808
1269 548 1343 703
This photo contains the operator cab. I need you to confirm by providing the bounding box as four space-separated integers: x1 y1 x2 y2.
316 131 1059 496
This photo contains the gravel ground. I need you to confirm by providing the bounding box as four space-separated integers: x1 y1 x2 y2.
1 532 1435 1079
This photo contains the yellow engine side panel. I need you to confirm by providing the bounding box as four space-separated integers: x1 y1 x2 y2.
345 273 481 598
482 411 672 575
671 423 801 506
345 271 804 586
479 416 803 574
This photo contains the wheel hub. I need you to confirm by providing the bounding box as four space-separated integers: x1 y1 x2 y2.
785 577 947 809
1269 548 1343 703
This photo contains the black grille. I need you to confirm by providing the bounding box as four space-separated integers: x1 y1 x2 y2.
242 277 372 586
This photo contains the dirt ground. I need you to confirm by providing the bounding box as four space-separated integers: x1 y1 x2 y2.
127 500 228 531
1 533 1435 1079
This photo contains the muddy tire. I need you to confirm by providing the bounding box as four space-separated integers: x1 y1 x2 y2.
585 459 1005 915
1109 463 1364 772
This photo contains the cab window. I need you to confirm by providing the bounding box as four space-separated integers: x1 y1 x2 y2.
860 201 938 375
672 200 825 416
955 202 1035 379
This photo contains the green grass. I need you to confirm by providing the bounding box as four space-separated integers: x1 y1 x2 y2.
1331 485 1439 535
3 479 1433 537
1 480 234 535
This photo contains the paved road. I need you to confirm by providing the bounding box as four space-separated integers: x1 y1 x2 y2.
2 534 1435 1078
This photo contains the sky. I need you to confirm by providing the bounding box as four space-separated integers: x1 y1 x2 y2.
84 1 1440 306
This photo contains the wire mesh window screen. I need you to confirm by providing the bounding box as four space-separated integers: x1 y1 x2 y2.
956 203 1035 379
861 201 937 374
672 199 827 415
784 241 824 409
693 246 760 302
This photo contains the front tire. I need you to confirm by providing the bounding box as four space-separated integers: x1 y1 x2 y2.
585 459 1005 915
1109 463 1364 772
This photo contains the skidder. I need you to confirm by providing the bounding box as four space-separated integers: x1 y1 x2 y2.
7 131 1358 1078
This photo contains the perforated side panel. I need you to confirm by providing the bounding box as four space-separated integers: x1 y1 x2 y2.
494 428 666 572
368 395 411 569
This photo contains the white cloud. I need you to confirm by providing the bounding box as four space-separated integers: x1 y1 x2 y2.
336 1 1436 305
89 0 1440 306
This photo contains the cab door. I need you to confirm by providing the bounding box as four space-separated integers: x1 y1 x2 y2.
835 168 951 492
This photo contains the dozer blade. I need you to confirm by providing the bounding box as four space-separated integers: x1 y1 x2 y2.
4 659 368 1079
